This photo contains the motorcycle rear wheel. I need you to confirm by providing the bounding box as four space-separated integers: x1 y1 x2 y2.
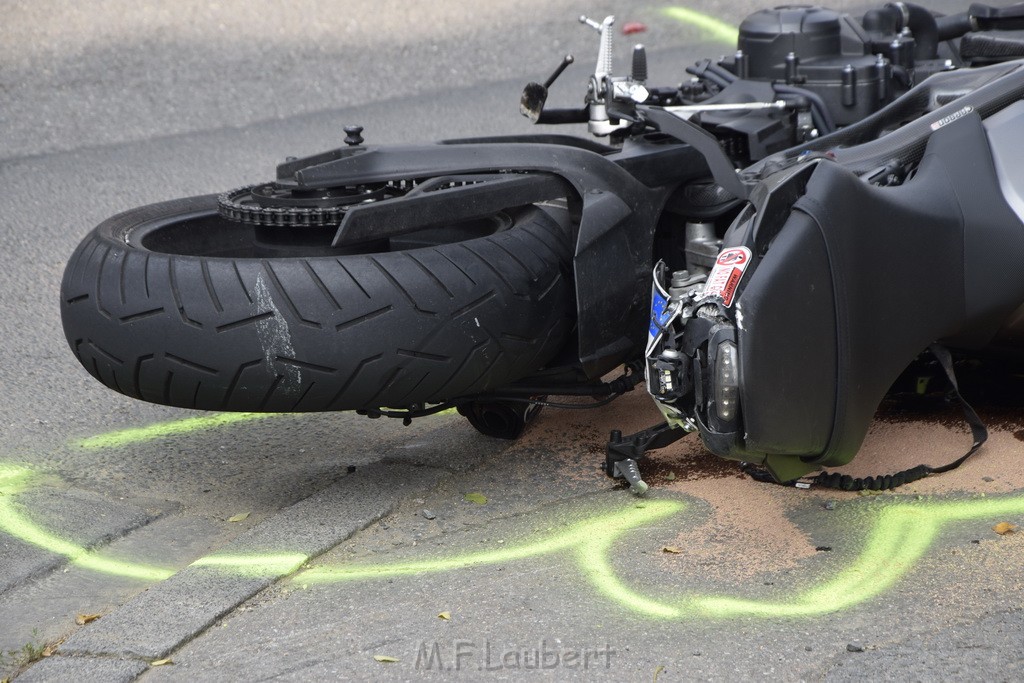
61 194 574 412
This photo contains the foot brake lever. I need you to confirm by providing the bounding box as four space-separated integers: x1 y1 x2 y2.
605 421 689 495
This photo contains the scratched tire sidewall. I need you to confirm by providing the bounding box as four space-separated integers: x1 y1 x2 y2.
61 194 575 412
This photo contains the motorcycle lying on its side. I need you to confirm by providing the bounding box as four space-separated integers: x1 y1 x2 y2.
61 3 1024 491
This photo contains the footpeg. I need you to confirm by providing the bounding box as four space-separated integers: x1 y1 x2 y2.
611 457 649 495
605 422 692 495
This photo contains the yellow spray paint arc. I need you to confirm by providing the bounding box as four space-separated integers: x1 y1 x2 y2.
299 502 682 583
298 496 1024 619
74 407 456 450
661 7 739 45
0 464 173 582
75 412 274 450
3 462 1023 619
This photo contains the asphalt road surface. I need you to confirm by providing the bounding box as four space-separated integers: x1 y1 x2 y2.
2 0 1024 680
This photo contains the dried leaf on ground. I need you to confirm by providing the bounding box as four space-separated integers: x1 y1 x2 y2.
373 655 399 663
227 512 250 523
438 612 451 620
993 522 1017 535
151 658 173 666
75 613 101 625
662 546 683 554
464 492 487 505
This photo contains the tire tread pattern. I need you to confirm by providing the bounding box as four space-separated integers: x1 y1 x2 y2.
61 195 574 412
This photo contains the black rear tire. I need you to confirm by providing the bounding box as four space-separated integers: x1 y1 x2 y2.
60 195 574 412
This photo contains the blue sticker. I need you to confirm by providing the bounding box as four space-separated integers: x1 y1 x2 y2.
649 290 671 338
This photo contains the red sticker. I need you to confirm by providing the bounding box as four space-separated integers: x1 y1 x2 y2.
702 247 752 307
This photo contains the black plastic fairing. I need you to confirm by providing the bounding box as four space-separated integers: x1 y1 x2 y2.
789 111 1024 467
710 107 1024 480
793 169 963 467
735 209 837 457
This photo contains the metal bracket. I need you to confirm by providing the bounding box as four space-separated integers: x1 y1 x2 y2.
605 421 689 494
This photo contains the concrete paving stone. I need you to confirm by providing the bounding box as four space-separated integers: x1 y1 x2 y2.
17 654 148 683
0 487 160 596
58 461 453 659
0 513 226 659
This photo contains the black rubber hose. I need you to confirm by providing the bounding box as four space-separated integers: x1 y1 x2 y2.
936 11 975 40
864 3 940 59
903 3 940 60
890 64 913 89
685 64 730 90
773 84 836 134
705 62 737 84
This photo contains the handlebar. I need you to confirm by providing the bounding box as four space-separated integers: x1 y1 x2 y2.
535 107 589 124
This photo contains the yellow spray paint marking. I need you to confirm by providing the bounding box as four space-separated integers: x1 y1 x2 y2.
14 406 457 579
75 406 456 451
0 463 34 494
0 485 306 581
661 7 738 45
0 463 172 581
2 459 1023 619
75 412 276 450
692 496 1024 618
300 501 682 584
296 495 1024 620
577 514 684 619
191 553 309 577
